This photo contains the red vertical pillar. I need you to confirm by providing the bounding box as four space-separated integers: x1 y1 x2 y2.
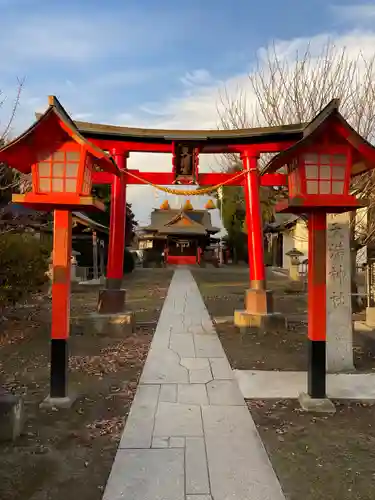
106 150 128 289
234 150 284 330
98 150 128 314
307 211 327 398
241 151 266 289
50 209 72 399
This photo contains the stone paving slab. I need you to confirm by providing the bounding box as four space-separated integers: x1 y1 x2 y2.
102 449 184 500
235 369 375 400
186 496 212 500
159 383 178 402
185 437 210 495
153 401 203 437
202 405 285 500
210 357 234 380
102 269 286 500
194 334 226 358
206 380 245 406
178 383 209 405
118 384 159 449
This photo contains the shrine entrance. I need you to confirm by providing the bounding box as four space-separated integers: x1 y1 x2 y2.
32 95 294 327
34 103 301 320
167 238 197 265
4 95 375 405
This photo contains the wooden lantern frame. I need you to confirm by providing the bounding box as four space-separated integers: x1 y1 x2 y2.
263 100 375 214
32 143 92 196
0 96 120 212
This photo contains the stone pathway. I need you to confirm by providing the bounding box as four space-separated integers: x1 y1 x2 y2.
102 269 285 500
235 369 375 400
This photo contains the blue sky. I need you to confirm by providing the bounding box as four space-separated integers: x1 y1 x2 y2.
1 0 374 225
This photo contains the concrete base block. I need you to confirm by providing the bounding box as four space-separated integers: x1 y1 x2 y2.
0 392 24 441
71 312 135 337
285 280 305 293
298 392 336 414
234 310 286 332
71 281 83 292
245 288 274 314
40 394 77 410
98 288 126 314
366 307 375 327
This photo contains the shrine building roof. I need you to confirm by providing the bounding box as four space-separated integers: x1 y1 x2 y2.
141 208 220 236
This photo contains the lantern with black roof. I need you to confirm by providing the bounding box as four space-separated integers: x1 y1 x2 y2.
263 99 375 406
0 96 120 407
0 96 119 212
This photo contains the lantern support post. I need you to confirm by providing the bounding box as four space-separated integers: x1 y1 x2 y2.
307 211 327 398
41 209 75 407
98 150 128 314
234 151 285 332
298 210 335 413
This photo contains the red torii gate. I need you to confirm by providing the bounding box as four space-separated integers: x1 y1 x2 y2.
64 117 305 318
6 95 374 408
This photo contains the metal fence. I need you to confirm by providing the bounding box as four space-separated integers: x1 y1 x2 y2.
75 266 105 282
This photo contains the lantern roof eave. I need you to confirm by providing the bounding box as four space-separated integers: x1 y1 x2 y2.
275 195 368 214
0 95 120 175
261 99 375 177
11 193 106 212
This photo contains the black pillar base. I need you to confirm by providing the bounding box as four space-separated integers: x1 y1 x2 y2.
97 288 126 314
50 339 68 399
307 339 326 399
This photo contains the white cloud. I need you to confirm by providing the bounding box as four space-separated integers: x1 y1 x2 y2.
123 29 375 225
5 25 375 227
180 69 216 87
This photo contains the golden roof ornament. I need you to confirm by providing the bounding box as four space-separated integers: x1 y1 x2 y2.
160 200 170 210
205 199 216 210
183 199 193 211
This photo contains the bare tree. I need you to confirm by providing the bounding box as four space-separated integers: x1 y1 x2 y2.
218 40 375 255
0 79 29 202
220 43 375 192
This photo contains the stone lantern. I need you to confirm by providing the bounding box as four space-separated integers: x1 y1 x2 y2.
285 247 304 291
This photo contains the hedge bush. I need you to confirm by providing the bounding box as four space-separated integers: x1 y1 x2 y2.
0 232 50 307
123 248 135 274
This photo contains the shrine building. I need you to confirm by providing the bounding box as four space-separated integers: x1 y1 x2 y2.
137 200 220 265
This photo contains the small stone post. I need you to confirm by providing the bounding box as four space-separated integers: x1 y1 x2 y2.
285 248 304 292
326 213 354 372
71 250 80 283
92 231 99 280
0 388 24 441
99 240 105 278
365 244 375 326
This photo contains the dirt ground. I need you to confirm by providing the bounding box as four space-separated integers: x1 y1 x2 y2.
0 269 173 500
250 399 375 500
193 267 375 500
193 267 375 372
